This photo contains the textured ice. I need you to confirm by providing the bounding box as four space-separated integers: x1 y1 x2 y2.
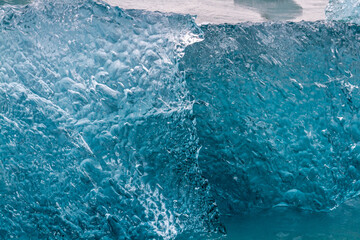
3 0 360 239
181 21 360 214
326 0 360 23
0 0 224 239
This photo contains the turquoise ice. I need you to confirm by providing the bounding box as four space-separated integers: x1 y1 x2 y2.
181 21 360 215
0 0 223 239
1 0 360 239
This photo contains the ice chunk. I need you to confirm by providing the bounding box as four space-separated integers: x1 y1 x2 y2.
181 21 360 214
0 0 223 239
326 0 360 23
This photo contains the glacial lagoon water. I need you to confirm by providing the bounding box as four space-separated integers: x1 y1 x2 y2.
0 0 330 24
224 197 360 240
1 0 360 239
105 0 329 24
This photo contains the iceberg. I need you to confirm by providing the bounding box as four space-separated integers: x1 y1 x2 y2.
2 0 360 239
0 0 223 239
326 0 360 23
181 21 360 214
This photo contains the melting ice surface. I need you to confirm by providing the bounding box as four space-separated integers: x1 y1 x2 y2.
1 0 360 239
182 21 360 215
0 0 223 239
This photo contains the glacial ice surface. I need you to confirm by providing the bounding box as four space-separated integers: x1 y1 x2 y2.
2 0 360 239
0 0 223 239
181 21 360 214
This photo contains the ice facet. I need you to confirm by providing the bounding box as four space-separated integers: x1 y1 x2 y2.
0 1 223 239
181 21 360 215
3 0 360 238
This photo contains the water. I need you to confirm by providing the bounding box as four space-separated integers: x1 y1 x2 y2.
224 197 360 239
105 0 328 24
0 0 329 23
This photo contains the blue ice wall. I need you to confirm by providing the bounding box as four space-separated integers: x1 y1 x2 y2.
181 22 360 214
326 0 360 23
0 1 224 239
3 0 360 239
